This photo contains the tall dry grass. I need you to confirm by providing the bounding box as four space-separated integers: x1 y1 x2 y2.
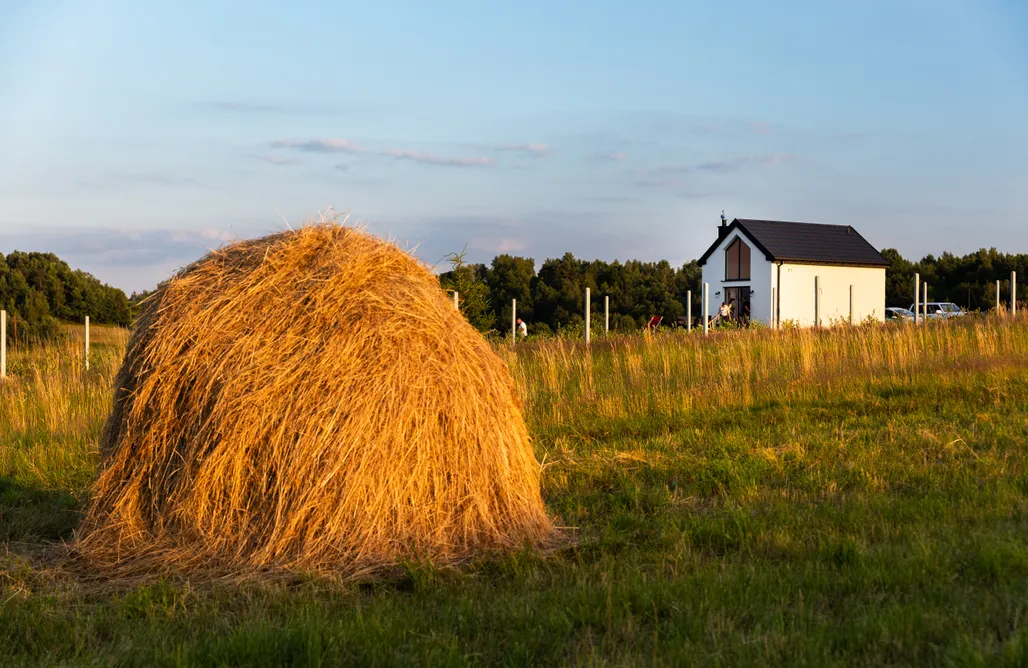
1 328 129 492
501 315 1028 431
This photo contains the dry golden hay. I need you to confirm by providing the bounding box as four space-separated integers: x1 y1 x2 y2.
71 219 555 581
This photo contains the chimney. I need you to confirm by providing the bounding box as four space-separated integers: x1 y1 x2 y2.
718 210 729 240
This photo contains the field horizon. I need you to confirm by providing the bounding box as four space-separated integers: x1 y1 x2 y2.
3 315 1028 666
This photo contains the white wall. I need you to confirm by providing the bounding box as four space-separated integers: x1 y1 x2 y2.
700 229 774 325
776 263 885 327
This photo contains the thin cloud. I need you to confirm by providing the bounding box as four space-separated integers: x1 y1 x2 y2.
749 121 775 135
261 155 297 166
582 195 640 203
77 173 220 191
594 151 628 162
628 164 690 176
690 119 774 137
207 101 281 113
385 149 494 168
696 154 794 172
271 138 493 167
129 174 213 188
634 177 686 189
497 143 549 156
334 163 350 172
630 178 716 199
0 226 253 272
471 237 529 254
271 138 365 154
198 101 366 116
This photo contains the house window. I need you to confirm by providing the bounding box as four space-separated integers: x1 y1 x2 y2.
725 237 751 280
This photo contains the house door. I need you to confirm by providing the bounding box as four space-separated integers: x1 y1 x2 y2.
724 286 751 324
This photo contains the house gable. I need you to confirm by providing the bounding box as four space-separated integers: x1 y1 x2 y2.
697 220 775 267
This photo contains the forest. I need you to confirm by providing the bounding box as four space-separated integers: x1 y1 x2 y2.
441 246 1028 336
1 246 1025 342
0 251 131 342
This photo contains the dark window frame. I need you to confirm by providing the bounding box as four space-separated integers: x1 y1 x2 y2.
725 237 751 280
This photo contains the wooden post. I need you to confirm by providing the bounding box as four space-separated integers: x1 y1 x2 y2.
1 310 6 381
814 276 820 329
703 283 709 336
512 298 517 341
584 287 591 344
687 290 692 333
914 273 920 325
1013 271 1018 318
84 316 90 371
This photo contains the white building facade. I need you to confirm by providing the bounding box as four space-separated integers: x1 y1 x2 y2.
698 218 889 328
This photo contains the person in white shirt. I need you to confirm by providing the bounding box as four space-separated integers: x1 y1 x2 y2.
516 318 528 338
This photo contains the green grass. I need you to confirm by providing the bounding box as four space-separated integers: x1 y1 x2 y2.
2 318 1028 666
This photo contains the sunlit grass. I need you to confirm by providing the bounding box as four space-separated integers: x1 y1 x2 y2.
2 316 1028 666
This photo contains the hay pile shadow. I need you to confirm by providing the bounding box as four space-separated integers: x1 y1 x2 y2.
70 221 555 581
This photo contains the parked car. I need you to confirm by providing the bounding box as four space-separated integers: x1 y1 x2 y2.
906 302 967 319
885 307 916 322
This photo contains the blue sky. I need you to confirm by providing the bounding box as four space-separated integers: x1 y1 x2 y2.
1 0 1026 292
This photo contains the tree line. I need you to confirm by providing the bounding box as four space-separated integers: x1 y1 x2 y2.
0 251 131 342
2 245 1024 343
881 248 1026 312
443 246 1028 336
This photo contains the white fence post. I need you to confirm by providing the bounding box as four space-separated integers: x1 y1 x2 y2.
452 291 458 309
997 280 1001 314
687 290 692 333
84 316 90 371
512 298 517 340
923 282 928 321
771 287 777 330
703 283 709 336
914 273 920 325
849 285 854 326
1 310 6 381
814 276 821 329
584 288 591 344
1013 271 1018 318
604 295 609 336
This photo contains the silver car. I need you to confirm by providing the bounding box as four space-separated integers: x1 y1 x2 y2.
906 302 966 319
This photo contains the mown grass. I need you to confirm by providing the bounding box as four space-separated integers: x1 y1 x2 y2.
2 318 1028 666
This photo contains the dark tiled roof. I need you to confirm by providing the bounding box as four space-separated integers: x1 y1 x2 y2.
698 219 890 267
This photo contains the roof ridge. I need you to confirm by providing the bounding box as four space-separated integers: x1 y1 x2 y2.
737 218 853 228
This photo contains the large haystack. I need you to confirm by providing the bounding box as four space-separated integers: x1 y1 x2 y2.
72 221 554 580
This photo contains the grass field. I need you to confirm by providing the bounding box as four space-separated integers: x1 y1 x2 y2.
2 317 1028 666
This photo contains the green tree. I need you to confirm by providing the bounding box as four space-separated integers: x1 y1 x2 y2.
486 254 536 334
438 246 493 333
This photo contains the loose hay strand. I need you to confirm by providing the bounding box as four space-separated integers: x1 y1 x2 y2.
70 219 555 581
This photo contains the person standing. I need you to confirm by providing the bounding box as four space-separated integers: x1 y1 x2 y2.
516 318 528 338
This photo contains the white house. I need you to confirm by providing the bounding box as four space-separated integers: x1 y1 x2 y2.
697 216 889 327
